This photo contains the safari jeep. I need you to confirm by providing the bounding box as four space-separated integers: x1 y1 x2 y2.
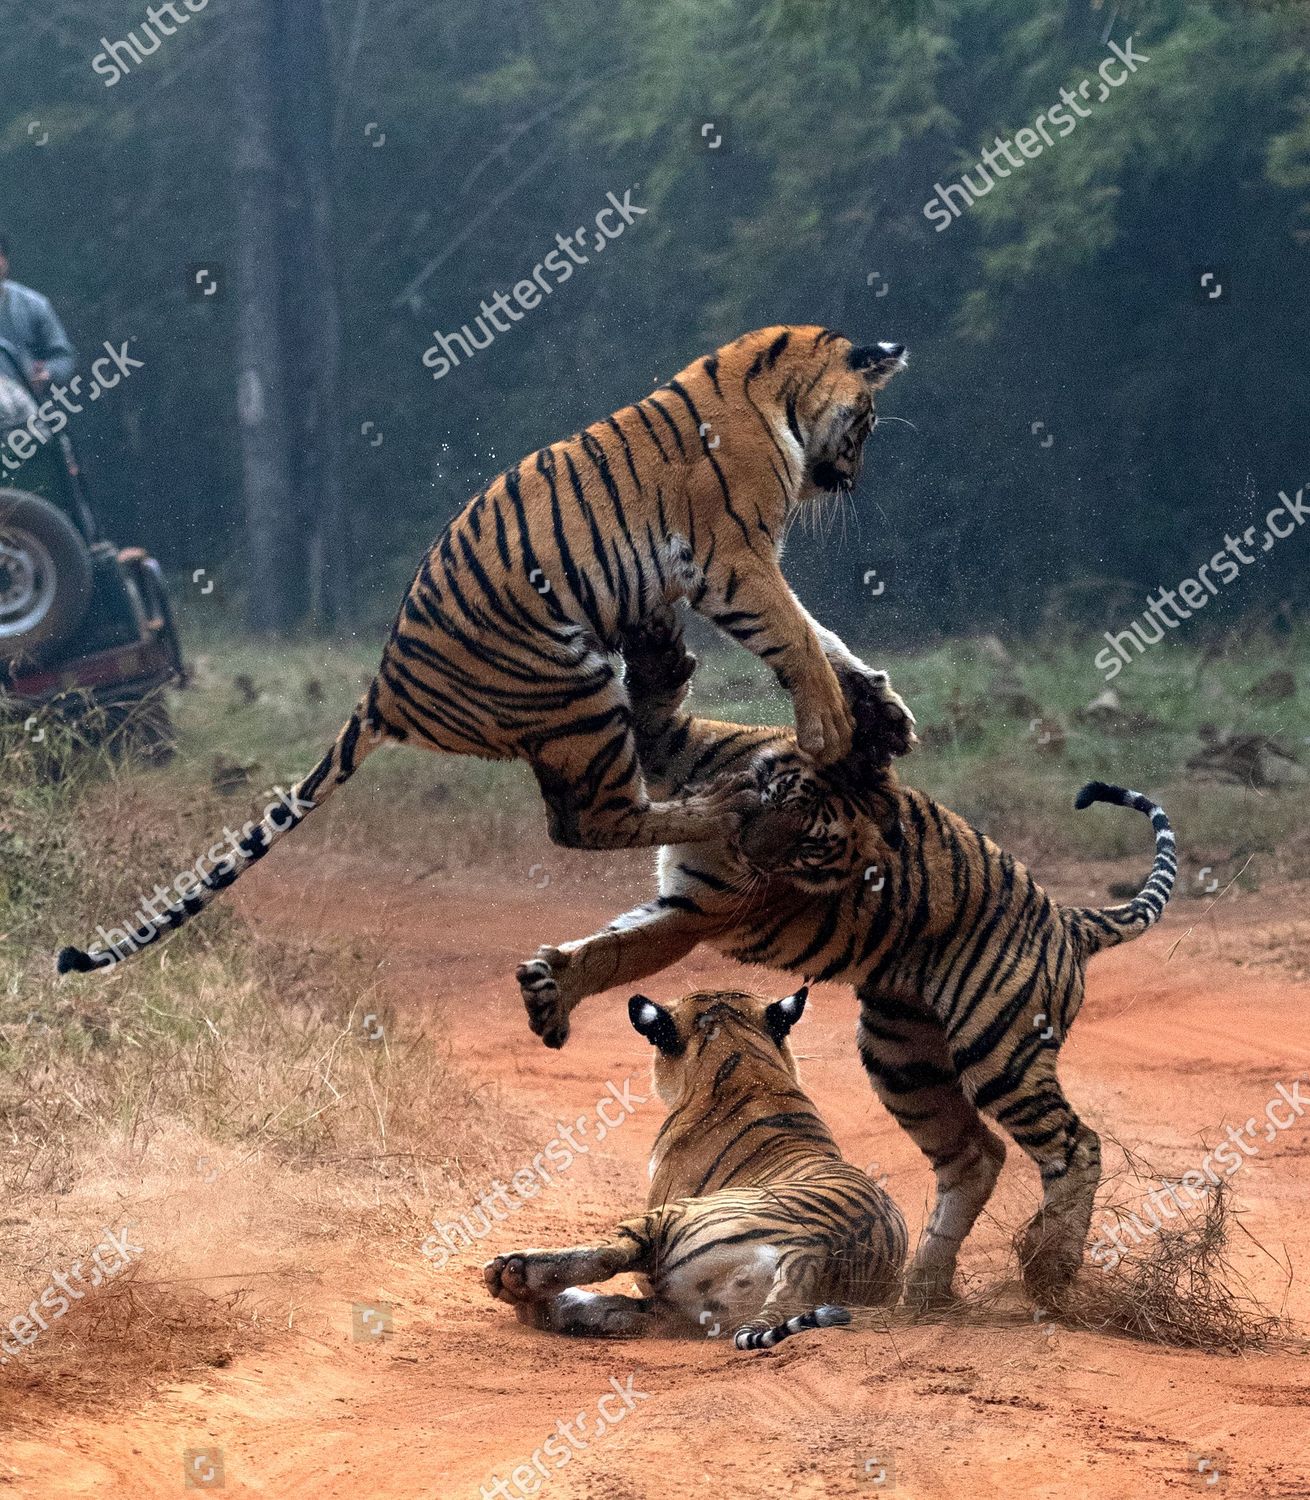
0 337 185 757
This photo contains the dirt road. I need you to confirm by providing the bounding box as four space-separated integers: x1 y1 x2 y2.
6 856 1309 1498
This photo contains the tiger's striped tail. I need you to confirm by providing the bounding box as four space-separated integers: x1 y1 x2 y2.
1066 781 1176 956
733 1304 851 1351
56 697 386 977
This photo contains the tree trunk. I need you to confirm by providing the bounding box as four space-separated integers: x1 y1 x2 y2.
233 0 301 633
278 0 351 628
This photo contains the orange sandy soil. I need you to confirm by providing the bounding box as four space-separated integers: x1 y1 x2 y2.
4 850 1309 1499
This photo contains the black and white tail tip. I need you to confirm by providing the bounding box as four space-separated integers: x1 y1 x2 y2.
55 699 380 979
57 945 112 974
1075 779 1177 932
733 1304 851 1351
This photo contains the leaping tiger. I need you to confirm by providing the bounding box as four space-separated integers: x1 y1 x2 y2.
485 985 907 1349
58 326 914 977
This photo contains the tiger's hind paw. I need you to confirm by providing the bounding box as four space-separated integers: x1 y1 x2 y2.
902 1271 961 1316
485 1248 598 1303
484 1251 563 1304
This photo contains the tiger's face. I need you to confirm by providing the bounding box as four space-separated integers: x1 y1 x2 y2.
797 336 908 498
732 755 863 892
628 987 808 1107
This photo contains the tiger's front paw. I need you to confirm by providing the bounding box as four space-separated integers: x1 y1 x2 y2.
795 667 855 765
517 947 576 1049
699 769 758 827
620 609 697 700
842 667 917 762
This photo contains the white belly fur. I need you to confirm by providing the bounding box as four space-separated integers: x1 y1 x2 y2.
657 1242 780 1337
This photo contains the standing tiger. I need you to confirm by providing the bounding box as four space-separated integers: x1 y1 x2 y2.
57 326 914 976
517 612 1177 1306
485 985 907 1349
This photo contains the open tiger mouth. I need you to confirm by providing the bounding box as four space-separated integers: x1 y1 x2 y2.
810 421 871 495
810 456 862 494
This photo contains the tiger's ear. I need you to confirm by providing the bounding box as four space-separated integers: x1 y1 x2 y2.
628 995 683 1054
849 341 907 392
764 986 809 1045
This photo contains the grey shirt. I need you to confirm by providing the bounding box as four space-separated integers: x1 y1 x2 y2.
0 279 76 386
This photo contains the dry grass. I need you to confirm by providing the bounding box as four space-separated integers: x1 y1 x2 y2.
894 1170 1300 1357
0 1257 263 1410
1053 1137 1300 1354
860 1126 1301 1356
0 715 524 1420
1061 1181 1292 1353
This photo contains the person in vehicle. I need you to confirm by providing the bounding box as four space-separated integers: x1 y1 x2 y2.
0 232 75 393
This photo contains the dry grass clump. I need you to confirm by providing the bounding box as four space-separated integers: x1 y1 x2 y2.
879 1152 1298 1355
1060 1179 1294 1354
0 1257 264 1411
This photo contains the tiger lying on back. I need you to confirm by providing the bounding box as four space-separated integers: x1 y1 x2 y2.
518 612 1177 1305
486 985 907 1349
58 327 914 976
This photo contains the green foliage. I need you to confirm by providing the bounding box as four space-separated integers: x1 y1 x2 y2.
0 0 1305 636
